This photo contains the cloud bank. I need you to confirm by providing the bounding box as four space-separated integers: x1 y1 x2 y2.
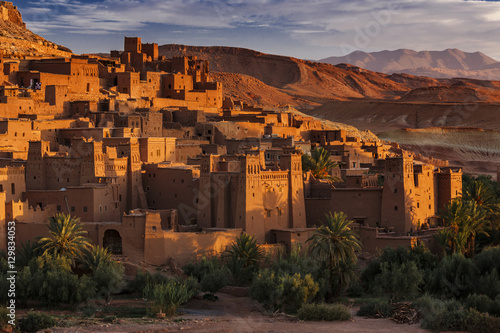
15 0 500 60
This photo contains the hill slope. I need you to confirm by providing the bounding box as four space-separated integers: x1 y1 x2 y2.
0 1 72 58
320 49 500 80
160 44 448 107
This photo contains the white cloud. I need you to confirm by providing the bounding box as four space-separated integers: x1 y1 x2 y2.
18 0 500 60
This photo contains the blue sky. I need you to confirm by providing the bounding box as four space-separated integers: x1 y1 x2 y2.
14 0 500 60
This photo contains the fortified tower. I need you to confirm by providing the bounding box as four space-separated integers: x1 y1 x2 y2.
279 152 306 229
437 167 462 211
381 155 416 233
26 141 50 190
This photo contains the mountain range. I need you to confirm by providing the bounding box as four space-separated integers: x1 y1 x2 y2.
320 49 500 80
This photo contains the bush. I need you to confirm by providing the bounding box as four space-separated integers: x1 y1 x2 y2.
183 256 224 283
346 283 363 297
270 247 329 302
465 308 500 333
465 294 495 314
102 315 118 323
474 247 500 275
357 301 394 318
31 255 95 305
143 278 194 316
128 270 175 295
0 306 14 327
19 312 57 333
91 261 125 302
430 254 477 299
372 261 423 301
297 303 351 321
250 269 319 312
200 267 230 298
361 245 437 295
414 295 465 331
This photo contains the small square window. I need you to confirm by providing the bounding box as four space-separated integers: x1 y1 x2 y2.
394 206 398 211
83 206 88 212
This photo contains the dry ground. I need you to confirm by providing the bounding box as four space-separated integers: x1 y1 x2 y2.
46 293 430 333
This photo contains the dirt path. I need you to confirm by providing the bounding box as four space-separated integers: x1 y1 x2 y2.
49 293 431 333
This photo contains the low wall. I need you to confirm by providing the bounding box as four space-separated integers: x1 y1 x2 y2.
144 229 241 266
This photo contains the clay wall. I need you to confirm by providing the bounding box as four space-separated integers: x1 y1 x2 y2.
138 137 176 164
0 166 25 202
116 72 141 97
0 119 40 153
25 185 120 222
144 229 240 266
139 111 162 137
176 139 207 163
273 229 314 253
0 96 37 117
142 164 200 225
59 128 110 145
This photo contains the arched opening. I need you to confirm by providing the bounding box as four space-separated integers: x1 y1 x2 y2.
103 229 122 255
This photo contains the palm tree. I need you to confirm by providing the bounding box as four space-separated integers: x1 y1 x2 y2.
302 147 339 180
438 198 469 254
222 234 264 285
223 234 264 267
80 245 113 272
438 199 489 257
463 201 489 257
463 180 500 220
16 240 43 267
306 211 362 297
37 213 91 264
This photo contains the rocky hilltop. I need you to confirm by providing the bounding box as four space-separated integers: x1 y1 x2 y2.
160 44 449 107
320 48 500 80
0 1 72 58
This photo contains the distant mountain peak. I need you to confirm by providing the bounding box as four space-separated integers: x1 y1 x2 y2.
320 48 500 80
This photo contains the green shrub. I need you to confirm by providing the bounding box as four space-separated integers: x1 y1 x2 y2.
430 254 478 299
297 303 351 321
414 295 466 331
179 276 200 299
127 269 148 293
361 245 437 295
250 269 319 312
465 308 500 333
271 248 329 302
91 261 125 302
357 301 394 318
183 256 224 282
346 283 363 297
0 306 14 327
475 269 500 299
200 267 230 297
372 261 422 301
465 294 495 313
102 315 117 323
128 270 175 295
19 312 57 333
31 255 95 305
474 247 500 275
143 279 193 315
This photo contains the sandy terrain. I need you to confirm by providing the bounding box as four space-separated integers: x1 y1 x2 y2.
47 293 430 333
